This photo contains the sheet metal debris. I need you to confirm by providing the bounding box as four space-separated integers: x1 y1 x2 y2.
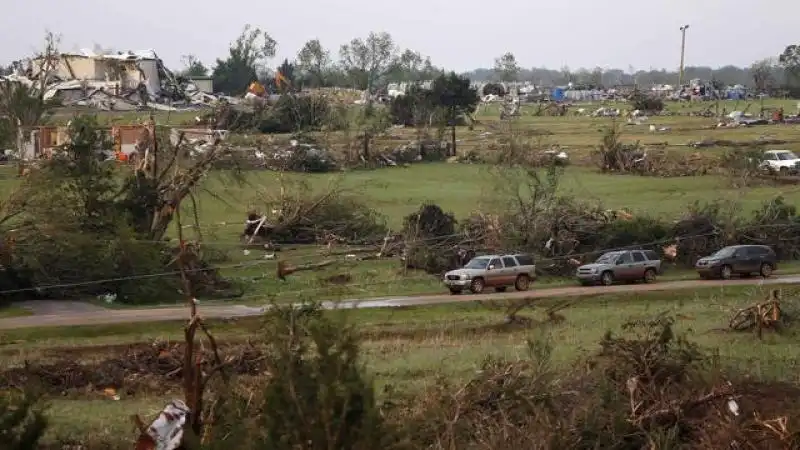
134 399 190 450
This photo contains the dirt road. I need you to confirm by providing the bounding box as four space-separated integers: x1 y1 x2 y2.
1 275 798 330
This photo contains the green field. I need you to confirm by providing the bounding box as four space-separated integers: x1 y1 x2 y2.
1 284 797 447
4 98 800 447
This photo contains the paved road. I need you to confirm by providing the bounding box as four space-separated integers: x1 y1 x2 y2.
1 275 798 330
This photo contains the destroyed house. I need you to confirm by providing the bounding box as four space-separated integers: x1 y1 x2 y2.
28 50 185 107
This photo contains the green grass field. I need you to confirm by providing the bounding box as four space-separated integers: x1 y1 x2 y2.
4 98 800 447
7 98 800 307
2 284 798 446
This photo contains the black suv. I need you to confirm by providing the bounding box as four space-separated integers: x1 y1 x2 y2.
695 245 777 279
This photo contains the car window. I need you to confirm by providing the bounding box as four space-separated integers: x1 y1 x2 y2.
632 252 645 262
488 258 503 269
464 258 490 269
617 252 633 264
711 247 736 258
644 250 659 260
502 256 518 267
514 254 534 266
596 252 622 263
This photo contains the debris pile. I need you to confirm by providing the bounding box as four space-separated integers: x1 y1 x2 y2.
391 314 800 449
0 342 265 395
1 49 218 111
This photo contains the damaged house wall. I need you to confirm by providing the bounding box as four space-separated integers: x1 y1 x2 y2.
33 51 163 97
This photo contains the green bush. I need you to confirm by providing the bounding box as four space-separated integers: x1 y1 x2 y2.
203 303 390 450
0 392 47 450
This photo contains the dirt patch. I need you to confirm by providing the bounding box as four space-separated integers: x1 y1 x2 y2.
0 342 265 395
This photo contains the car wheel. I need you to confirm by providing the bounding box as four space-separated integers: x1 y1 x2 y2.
469 278 485 294
760 263 774 278
449 288 462 295
600 271 614 286
643 268 656 283
495 286 508 293
514 275 530 291
720 265 733 280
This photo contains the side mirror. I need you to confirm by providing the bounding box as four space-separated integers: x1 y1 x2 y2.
487 265 495 270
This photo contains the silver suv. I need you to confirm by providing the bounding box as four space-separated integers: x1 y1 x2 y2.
576 250 662 286
443 254 536 294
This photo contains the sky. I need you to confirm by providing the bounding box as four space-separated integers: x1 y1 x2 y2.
0 0 796 73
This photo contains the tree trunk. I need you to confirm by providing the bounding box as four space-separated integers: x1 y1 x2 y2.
362 132 370 162
450 124 457 157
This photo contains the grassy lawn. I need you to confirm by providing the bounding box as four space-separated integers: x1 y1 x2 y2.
2 284 797 446
0 305 33 318
194 164 800 232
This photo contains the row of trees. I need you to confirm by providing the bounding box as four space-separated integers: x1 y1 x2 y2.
184 27 444 96
181 26 800 96
484 53 796 92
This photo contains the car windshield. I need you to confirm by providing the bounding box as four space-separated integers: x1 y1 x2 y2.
595 252 622 263
710 247 737 258
776 151 798 160
464 257 491 269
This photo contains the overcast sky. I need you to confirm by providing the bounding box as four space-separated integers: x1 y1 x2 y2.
1 0 795 72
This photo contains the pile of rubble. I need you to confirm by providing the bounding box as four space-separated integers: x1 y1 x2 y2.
0 49 221 111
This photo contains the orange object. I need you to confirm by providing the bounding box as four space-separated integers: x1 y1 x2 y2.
117 152 128 161
248 81 266 96
275 70 290 89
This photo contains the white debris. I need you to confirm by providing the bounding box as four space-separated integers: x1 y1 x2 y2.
134 400 190 450
727 398 740 416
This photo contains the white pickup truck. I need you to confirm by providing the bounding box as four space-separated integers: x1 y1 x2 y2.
760 150 800 174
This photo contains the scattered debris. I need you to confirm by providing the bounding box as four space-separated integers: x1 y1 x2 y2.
729 289 784 337
3 49 217 111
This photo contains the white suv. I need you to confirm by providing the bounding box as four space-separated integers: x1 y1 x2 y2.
760 150 800 174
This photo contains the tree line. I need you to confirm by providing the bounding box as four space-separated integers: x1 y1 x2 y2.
175 25 800 96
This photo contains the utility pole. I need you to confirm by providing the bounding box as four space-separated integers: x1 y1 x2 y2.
678 25 690 87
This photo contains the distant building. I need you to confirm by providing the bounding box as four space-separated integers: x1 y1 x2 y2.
188 76 213 94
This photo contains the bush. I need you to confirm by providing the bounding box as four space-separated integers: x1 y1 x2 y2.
203 303 390 450
402 203 464 273
628 90 664 112
257 95 333 133
482 82 506 97
0 391 47 450
388 86 435 127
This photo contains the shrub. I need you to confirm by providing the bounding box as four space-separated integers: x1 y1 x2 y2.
0 391 47 450
482 82 506 97
203 303 390 450
402 203 464 273
628 90 664 112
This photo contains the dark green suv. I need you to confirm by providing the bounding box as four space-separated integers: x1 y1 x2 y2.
695 245 776 279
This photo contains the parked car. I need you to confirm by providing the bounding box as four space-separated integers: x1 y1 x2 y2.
576 250 662 286
695 245 776 280
443 254 536 294
760 150 800 174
